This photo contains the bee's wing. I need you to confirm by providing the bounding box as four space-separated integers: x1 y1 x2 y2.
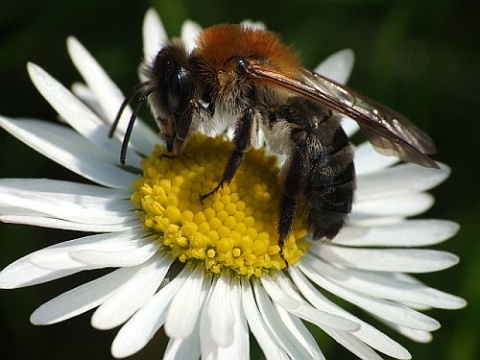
246 64 438 168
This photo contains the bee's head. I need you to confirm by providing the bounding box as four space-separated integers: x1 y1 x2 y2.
145 42 195 155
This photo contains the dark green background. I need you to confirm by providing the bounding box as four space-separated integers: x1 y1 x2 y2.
1 0 478 359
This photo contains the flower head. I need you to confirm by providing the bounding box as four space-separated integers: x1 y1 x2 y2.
0 9 466 359
132 135 309 278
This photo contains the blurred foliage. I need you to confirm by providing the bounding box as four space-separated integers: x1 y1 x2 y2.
0 0 479 359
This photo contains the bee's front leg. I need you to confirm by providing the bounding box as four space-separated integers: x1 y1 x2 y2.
171 100 212 155
200 108 255 201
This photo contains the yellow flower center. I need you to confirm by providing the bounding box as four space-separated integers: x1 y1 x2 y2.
131 134 310 277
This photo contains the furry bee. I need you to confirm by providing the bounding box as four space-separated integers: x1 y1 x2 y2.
111 24 438 259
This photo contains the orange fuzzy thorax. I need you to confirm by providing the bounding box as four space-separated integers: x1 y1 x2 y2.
193 24 301 78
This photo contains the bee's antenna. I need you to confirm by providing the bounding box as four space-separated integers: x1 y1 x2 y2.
119 89 154 165
109 84 155 165
109 89 141 138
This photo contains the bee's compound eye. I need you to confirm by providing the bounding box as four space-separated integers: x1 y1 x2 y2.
167 68 194 113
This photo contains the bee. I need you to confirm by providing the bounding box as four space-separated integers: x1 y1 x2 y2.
111 24 438 261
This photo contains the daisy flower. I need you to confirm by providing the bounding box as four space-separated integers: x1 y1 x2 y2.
0 8 466 360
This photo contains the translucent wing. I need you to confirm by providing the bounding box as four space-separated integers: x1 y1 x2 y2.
244 63 438 168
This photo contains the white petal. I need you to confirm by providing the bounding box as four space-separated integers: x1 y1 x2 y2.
201 275 249 360
312 243 459 273
314 49 355 85
285 266 390 360
199 278 219 357
391 325 433 343
0 178 134 226
29 248 89 271
0 193 134 226
91 254 174 329
352 193 434 217
28 230 146 270
304 257 465 310
164 327 201 360
66 38 116 106
0 117 137 188
354 141 399 175
67 37 157 157
341 116 361 137
1 228 144 290
300 257 441 331
202 273 235 346
257 273 298 309
333 220 459 247
324 329 384 360
71 82 106 118
71 239 160 267
0 256 80 289
30 267 138 325
165 265 210 338
0 178 129 199
275 306 325 360
27 62 144 168
240 20 266 30
216 280 249 360
346 216 405 227
143 8 168 62
181 20 202 53
111 267 188 358
261 273 360 332
290 267 411 359
0 214 137 232
356 163 450 203
253 280 319 360
394 273 466 310
240 278 289 360
0 178 132 230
